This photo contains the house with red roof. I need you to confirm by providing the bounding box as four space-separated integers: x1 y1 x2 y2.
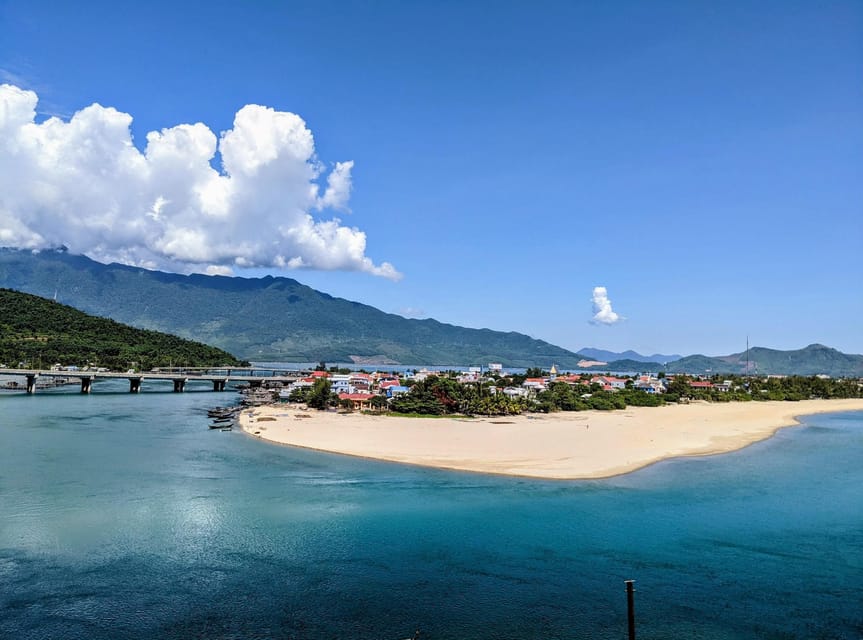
556 375 586 385
689 381 713 390
338 392 377 410
349 373 372 391
634 375 665 394
522 377 547 393
590 376 627 391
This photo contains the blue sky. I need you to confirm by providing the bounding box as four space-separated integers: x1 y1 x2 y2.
1 0 861 356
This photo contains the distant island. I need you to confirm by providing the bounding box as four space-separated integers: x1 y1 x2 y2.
0 289 245 371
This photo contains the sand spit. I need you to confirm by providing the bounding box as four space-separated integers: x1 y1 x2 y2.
239 399 863 479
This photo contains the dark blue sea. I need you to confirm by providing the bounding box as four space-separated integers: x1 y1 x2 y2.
1 382 861 639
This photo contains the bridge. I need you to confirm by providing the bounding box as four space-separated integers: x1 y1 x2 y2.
0 367 309 394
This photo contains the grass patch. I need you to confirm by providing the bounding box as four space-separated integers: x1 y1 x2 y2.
381 411 477 419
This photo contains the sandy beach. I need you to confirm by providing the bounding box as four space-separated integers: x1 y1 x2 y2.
238 399 863 479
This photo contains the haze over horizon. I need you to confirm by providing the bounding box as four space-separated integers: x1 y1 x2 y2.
1 1 860 356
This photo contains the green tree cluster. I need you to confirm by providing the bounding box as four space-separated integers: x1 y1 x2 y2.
662 374 860 402
306 378 333 410
746 375 861 401
0 289 244 370
534 383 657 412
390 376 528 416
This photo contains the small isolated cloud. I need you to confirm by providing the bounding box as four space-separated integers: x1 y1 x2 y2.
0 84 399 280
397 307 426 318
590 286 622 325
204 265 234 276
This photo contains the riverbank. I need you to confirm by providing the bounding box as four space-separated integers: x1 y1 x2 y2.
238 399 863 479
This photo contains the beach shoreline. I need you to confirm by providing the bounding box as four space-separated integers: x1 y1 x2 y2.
238 399 863 479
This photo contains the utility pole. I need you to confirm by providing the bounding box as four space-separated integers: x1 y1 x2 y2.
625 579 636 640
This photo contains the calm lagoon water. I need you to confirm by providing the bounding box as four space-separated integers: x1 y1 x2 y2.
1 382 861 639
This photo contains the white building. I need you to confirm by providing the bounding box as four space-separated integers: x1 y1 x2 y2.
329 375 356 394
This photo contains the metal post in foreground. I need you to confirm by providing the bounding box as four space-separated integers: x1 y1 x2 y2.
625 579 636 640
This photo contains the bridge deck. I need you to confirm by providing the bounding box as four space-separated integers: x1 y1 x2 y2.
0 368 307 393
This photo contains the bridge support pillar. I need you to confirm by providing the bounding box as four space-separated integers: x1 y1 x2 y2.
173 378 187 393
213 379 227 392
80 377 92 394
129 377 142 393
26 374 38 394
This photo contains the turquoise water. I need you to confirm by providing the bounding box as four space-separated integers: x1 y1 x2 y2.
1 384 861 639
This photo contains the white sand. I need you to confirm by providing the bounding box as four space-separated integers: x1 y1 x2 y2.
239 399 863 479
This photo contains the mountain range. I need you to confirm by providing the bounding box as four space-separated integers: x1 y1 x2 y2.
577 348 682 364
2 248 861 377
0 248 587 367
576 345 863 377
662 344 863 377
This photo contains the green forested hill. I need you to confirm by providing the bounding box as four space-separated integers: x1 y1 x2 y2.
578 346 863 377
724 344 863 377
0 248 586 366
665 345 863 377
0 288 244 370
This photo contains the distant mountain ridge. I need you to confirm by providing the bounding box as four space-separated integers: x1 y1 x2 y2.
665 344 863 377
0 248 587 367
2 248 860 376
578 347 682 364
586 358 664 372
576 344 863 377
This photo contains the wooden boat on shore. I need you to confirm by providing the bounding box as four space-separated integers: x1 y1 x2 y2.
207 407 237 418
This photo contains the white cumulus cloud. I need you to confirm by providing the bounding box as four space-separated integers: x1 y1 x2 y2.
0 84 400 280
590 286 622 325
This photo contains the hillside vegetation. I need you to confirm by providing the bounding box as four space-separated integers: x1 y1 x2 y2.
0 289 244 370
664 344 863 377
0 248 586 366
570 344 863 377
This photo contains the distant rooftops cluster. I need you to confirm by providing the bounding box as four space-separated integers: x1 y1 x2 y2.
277 364 734 406
271 362 862 414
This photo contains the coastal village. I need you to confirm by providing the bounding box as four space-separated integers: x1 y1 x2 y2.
279 365 672 411
4 357 858 413
272 363 859 415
